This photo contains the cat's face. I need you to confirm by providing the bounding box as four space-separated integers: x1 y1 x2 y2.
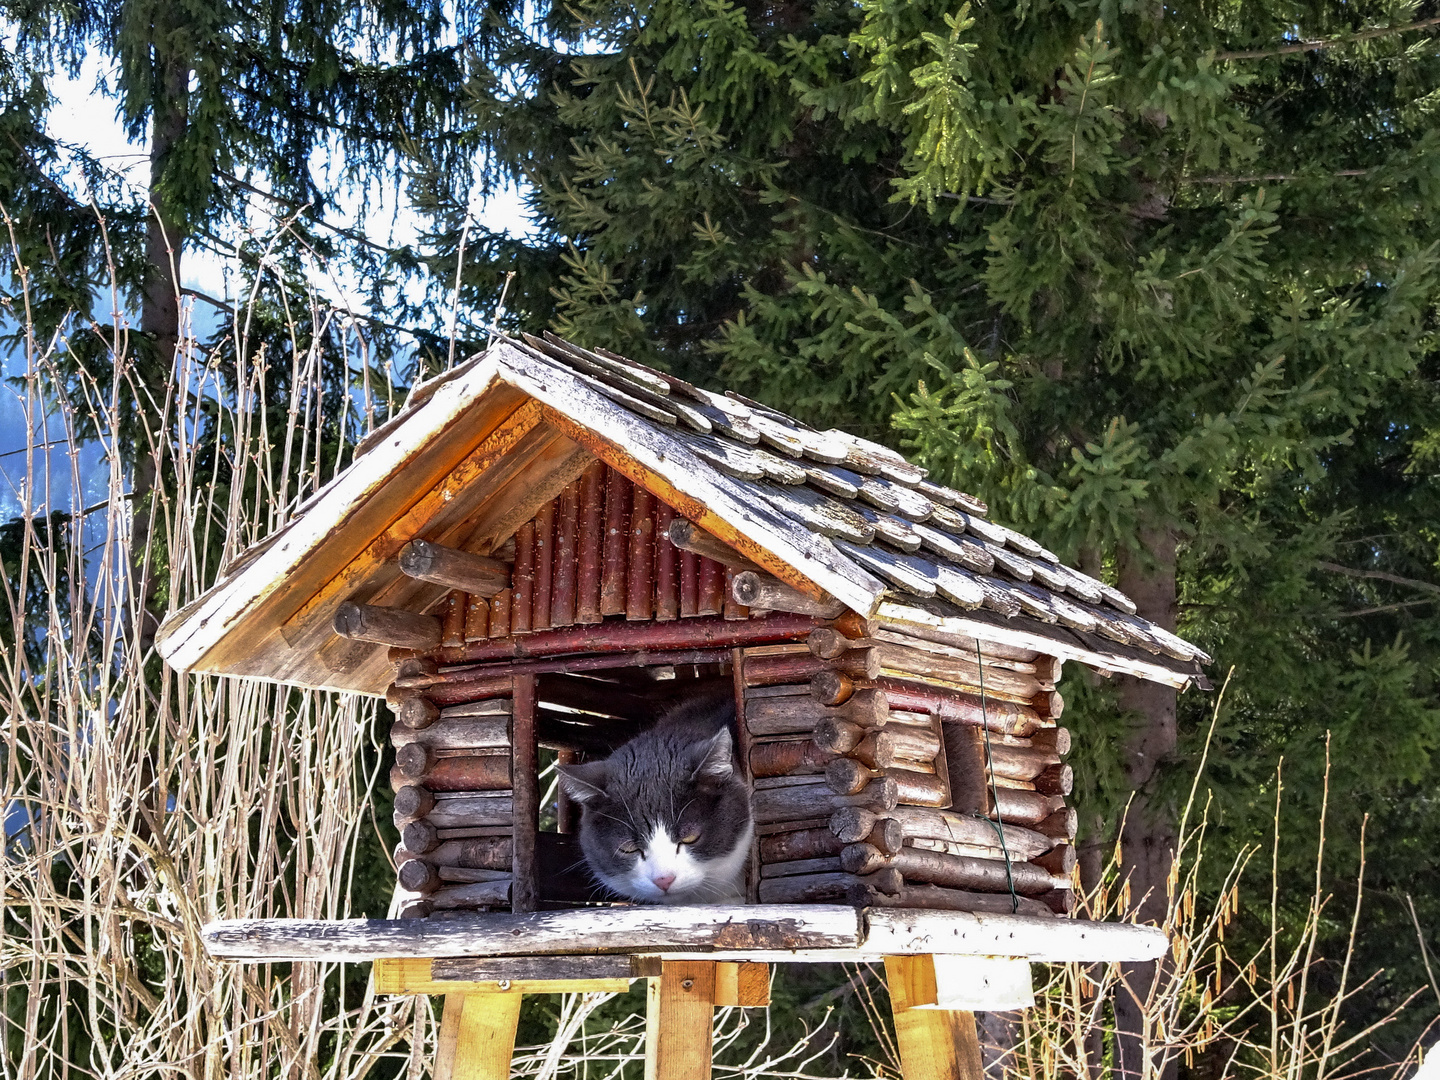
558 725 753 904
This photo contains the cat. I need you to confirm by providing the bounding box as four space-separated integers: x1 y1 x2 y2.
557 694 754 905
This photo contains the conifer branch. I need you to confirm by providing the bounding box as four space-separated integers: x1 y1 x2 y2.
1316 561 1440 597
1184 170 1370 184
1216 16 1440 61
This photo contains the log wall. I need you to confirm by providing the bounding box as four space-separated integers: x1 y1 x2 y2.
743 628 1077 916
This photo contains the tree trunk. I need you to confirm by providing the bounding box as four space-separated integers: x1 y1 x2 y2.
132 55 188 654
1112 526 1178 1080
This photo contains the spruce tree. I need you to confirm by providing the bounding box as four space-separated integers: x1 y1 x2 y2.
464 0 1440 1060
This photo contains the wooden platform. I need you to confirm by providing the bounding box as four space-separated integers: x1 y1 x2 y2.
203 907 1165 1080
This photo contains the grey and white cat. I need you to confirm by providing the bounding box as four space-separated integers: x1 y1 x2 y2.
557 695 754 905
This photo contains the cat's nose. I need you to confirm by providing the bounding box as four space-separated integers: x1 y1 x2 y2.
652 874 676 893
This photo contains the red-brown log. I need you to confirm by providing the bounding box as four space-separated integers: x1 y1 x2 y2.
440 591 465 648
334 603 441 651
511 674 538 912
575 461 605 624
679 548 700 618
758 826 844 863
395 742 433 778
552 479 580 627
811 670 853 706
393 657 440 690
1032 690 1065 719
746 650 877 690
808 628 851 660
697 556 724 616
532 499 555 631
1030 844 1076 876
464 591 489 641
654 502 679 621
422 676 514 708
600 469 631 616
1030 727 1072 756
1035 807 1078 840
626 485 656 621
510 521 535 635
1032 763 1073 797
986 742 1062 782
432 612 821 665
750 740 835 778
390 755 511 793
487 587 512 638
556 748 580 834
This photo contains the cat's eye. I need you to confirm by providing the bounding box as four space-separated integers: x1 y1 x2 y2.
618 840 641 855
679 830 700 845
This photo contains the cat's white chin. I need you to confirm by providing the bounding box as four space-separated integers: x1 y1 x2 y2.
608 822 755 905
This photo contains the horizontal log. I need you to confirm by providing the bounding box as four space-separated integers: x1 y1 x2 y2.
986 742 1062 782
908 837 1010 862
758 827 844 863
1029 844 1076 876
744 650 878 688
1035 807 1078 840
202 906 1163 964
666 519 763 571
743 690 887 737
869 629 1055 677
393 697 440 730
391 716 510 752
429 648 733 689
431 955 658 982
813 719 937 765
393 657 440 689
874 643 1044 700
433 612 822 665
425 676 515 707
825 811 905 855
398 539 511 597
1031 763 1073 797
429 878 513 910
867 618 1043 664
876 679 1045 737
416 792 514 830
752 776 898 825
731 571 846 619
992 789 1065 826
825 760 948 807
759 856 843 879
401 820 439 854
829 806 1054 860
1028 727 1071 756
841 844 1068 896
393 786 435 821
390 756 511 793
395 743 434 778
438 866 515 884
750 740 835 778
1032 690 1065 719
334 603 441 651
398 859 441 893
810 670 854 706
851 882 1054 918
757 869 902 904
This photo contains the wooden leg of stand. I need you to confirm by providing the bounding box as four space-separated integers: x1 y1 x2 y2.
883 956 984 1080
433 992 523 1080
644 960 716 1080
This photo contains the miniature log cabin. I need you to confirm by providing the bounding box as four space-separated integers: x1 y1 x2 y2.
156 332 1208 1079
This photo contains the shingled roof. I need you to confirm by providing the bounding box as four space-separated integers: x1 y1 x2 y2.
155 332 1210 694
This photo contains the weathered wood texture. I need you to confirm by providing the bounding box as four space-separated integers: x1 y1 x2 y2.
432 992 522 1080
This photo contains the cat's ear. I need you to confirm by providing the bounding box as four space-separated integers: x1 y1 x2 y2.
557 761 610 804
688 728 735 781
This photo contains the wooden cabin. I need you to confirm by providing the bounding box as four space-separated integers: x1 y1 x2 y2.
156 333 1207 1079
157 332 1209 923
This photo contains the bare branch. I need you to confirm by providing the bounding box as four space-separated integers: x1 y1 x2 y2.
1217 16 1440 61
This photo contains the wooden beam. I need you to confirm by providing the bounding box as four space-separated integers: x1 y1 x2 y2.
730 571 846 619
645 961 716 1080
201 906 864 962
374 957 633 996
399 540 511 597
863 909 1168 962
511 674 538 913
713 962 770 1007
884 956 984 1080
333 602 442 650
433 993 522 1080
666 520 761 572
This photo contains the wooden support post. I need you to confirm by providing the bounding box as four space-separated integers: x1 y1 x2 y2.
433 993 522 1080
511 674 538 912
883 955 984 1080
645 961 716 1080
